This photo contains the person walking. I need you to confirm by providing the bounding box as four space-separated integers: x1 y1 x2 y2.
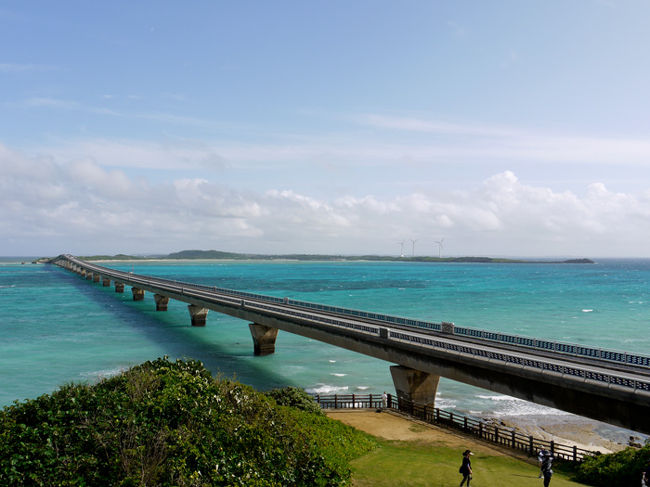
537 449 548 479
459 449 473 486
540 450 554 487
642 460 650 487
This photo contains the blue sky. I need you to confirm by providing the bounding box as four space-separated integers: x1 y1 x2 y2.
2 1 650 257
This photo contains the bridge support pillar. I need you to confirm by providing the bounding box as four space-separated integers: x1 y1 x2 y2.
188 305 208 326
390 365 440 408
131 287 145 301
248 323 279 356
154 294 169 311
102 277 111 287
93 273 100 283
86 272 93 280
115 282 124 293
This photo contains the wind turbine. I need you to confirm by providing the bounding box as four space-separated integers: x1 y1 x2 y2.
410 239 417 257
398 241 405 258
434 238 444 259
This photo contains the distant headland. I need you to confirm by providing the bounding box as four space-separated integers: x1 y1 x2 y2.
54 250 595 264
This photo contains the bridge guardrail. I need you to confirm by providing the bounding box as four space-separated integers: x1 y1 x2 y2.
313 392 600 462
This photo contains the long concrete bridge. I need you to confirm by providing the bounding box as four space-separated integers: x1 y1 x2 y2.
52 254 650 434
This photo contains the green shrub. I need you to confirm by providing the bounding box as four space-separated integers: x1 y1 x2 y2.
575 445 650 486
0 358 376 486
265 386 323 415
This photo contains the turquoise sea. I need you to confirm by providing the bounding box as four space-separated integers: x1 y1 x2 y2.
1 258 649 438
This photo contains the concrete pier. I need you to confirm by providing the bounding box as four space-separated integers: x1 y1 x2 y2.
390 365 440 408
131 287 145 301
248 323 279 356
154 294 169 311
102 277 111 287
188 304 209 326
93 273 100 283
115 282 124 293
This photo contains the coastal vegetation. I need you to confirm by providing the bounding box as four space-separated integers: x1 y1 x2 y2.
68 249 594 264
574 445 650 486
0 358 375 486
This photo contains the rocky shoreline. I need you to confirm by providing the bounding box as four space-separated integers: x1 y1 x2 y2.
490 414 647 454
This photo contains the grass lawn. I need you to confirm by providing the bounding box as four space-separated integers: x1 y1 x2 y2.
351 439 588 487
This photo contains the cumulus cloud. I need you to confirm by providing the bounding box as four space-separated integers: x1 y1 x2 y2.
2 143 650 257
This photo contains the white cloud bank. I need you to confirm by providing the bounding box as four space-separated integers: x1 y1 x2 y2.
2 142 650 257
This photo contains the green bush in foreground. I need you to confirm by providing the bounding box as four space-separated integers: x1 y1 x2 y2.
0 358 376 486
265 386 324 415
575 445 650 486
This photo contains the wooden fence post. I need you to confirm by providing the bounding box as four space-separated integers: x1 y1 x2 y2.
495 427 499 443
478 422 483 439
511 430 516 448
334 394 338 409
529 436 534 456
573 445 577 462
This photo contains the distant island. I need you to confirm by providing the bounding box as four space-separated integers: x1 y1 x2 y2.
61 250 594 264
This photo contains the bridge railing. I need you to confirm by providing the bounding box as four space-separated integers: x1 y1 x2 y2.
58 255 650 371
313 393 600 462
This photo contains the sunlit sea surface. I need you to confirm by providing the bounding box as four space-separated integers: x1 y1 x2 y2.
1 258 649 439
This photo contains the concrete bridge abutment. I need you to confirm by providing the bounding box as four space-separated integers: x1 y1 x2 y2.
390 365 440 408
248 323 279 356
188 304 208 326
154 294 169 311
131 287 145 301
114 282 124 293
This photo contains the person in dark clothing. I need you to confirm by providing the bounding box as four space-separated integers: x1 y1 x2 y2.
642 461 650 487
541 450 554 487
459 449 473 486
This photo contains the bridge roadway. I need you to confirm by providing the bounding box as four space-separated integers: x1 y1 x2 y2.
52 254 650 434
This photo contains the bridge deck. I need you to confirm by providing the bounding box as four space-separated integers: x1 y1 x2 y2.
52 254 650 434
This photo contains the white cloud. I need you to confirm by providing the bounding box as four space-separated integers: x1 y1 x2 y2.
2 143 650 257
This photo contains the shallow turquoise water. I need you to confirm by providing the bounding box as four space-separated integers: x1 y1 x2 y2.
1 258 649 428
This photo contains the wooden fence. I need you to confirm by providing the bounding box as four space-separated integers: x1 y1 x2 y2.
313 393 600 462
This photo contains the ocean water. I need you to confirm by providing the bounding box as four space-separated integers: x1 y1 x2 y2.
1 258 649 434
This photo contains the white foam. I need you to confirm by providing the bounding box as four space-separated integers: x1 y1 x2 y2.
305 384 349 394
328 360 336 363
356 386 370 391
0 284 16 288
477 394 571 416
331 373 347 377
80 367 126 380
582 309 594 313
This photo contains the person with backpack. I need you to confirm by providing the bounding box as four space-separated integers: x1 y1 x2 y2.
541 450 554 487
459 449 473 486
